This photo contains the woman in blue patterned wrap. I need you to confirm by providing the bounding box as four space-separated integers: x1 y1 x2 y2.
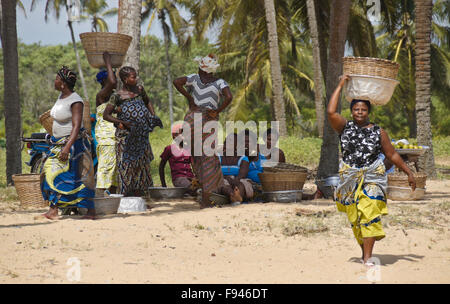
103 66 162 197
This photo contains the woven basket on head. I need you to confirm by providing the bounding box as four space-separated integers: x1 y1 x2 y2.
39 110 53 135
343 57 400 80
259 171 307 192
12 174 48 209
79 32 132 68
388 173 427 189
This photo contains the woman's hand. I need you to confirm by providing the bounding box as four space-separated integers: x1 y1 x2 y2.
338 74 350 87
207 109 219 119
408 172 416 191
119 121 132 130
59 147 70 162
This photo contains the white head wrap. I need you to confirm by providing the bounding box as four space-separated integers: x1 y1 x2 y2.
193 54 220 74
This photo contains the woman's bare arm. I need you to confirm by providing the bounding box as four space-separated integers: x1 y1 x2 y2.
327 75 349 134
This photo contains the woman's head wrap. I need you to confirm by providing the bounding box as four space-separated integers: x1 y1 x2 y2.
119 66 136 82
350 99 371 113
171 122 184 135
96 69 108 84
57 66 77 91
193 54 220 74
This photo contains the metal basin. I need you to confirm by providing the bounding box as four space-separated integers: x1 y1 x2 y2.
263 190 303 203
148 187 188 199
78 196 121 215
387 186 426 201
315 175 340 199
209 192 230 206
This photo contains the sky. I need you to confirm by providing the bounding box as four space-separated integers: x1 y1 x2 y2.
16 1 181 46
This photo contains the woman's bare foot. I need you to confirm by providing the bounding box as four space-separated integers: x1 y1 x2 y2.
81 208 96 220
230 187 243 203
42 206 59 220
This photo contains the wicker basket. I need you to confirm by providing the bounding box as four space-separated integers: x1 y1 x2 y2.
79 32 132 68
39 110 53 135
259 171 307 192
343 57 400 80
12 174 48 209
263 162 308 173
388 173 427 189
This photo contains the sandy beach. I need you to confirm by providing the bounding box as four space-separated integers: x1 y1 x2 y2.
0 180 449 284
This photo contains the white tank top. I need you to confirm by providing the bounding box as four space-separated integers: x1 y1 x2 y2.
50 92 84 138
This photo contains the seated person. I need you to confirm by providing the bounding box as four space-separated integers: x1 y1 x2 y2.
159 122 195 189
260 128 286 163
218 133 254 204
243 130 267 184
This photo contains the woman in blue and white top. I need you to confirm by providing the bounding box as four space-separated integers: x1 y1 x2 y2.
173 54 233 208
217 133 254 204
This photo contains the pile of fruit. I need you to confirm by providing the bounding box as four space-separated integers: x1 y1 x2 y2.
393 142 424 150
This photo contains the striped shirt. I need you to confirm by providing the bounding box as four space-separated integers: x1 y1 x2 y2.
185 74 229 110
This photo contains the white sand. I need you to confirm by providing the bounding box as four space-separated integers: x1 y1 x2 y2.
0 180 449 284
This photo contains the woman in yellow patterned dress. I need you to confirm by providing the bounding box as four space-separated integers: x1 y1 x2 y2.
328 75 416 266
95 52 118 195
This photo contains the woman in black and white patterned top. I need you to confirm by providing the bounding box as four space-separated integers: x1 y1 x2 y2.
328 74 415 267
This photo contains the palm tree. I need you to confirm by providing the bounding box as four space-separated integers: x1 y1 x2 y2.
80 0 117 32
142 0 191 126
118 0 142 71
306 0 324 137
1 0 22 184
0 1 26 42
317 0 352 180
415 0 436 177
30 0 89 101
263 0 287 137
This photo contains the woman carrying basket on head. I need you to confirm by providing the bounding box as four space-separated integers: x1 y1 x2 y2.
41 66 96 220
328 75 416 266
173 54 233 208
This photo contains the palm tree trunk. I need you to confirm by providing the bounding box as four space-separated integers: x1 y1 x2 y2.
1 0 22 185
415 0 436 177
67 19 88 101
118 0 142 72
306 0 324 138
317 0 351 180
263 0 287 137
162 18 174 127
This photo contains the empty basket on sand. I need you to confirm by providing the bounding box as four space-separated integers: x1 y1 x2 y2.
12 174 48 209
258 171 307 192
79 32 132 68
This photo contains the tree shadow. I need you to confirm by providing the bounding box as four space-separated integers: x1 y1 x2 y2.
348 254 424 266
0 221 55 229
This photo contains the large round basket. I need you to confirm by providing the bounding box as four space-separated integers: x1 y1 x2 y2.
259 171 307 192
343 57 400 80
39 110 53 135
263 162 308 173
388 173 427 189
12 174 47 209
79 32 132 68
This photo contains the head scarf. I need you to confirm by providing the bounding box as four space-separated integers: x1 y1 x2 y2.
193 54 220 74
350 99 371 113
57 66 77 91
96 69 108 84
171 122 184 135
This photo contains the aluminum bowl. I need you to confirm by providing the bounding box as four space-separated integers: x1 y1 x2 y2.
315 175 340 199
78 196 121 215
263 190 303 203
148 187 188 199
387 186 426 201
209 192 230 206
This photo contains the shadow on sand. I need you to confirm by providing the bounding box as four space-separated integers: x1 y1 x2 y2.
348 254 424 266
